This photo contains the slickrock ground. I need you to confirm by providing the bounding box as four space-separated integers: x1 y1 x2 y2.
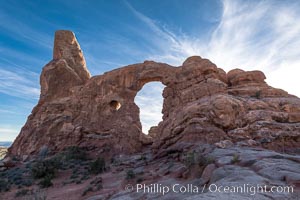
1 30 300 199
1 145 300 199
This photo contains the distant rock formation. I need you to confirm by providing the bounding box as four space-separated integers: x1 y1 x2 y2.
8 30 300 158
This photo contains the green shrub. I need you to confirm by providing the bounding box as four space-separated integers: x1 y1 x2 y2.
70 174 78 179
136 177 144 183
89 157 106 174
126 169 135 180
64 146 87 161
31 189 47 200
140 155 147 161
184 152 196 167
231 154 240 164
0 178 10 192
39 175 53 188
22 179 33 187
254 91 261 99
31 159 58 179
15 189 30 197
183 151 215 168
198 155 215 166
80 174 90 181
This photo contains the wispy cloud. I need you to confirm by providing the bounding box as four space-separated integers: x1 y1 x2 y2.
127 0 300 132
0 128 19 134
0 127 20 141
206 0 300 72
0 68 40 100
124 0 194 65
208 0 300 97
126 0 300 96
0 46 48 68
84 53 127 75
0 10 52 49
0 109 17 114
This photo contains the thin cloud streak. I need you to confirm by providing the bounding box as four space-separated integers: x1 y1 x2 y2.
124 0 192 65
0 11 52 49
0 109 16 114
0 128 19 134
0 68 40 100
0 127 20 141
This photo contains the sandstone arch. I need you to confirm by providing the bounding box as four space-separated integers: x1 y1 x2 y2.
9 30 300 158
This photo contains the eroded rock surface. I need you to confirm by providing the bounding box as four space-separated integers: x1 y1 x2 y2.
8 30 300 159
3 145 300 200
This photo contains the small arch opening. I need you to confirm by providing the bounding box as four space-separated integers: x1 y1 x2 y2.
134 82 165 134
110 100 121 110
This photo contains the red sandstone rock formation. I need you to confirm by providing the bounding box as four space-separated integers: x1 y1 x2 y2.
8 30 300 158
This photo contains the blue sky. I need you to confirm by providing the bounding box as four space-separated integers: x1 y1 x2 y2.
1 0 300 141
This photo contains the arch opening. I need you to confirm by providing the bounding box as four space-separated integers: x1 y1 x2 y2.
110 100 121 110
134 82 165 134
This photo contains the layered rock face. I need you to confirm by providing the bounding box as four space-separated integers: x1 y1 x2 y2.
9 30 300 157
153 59 300 155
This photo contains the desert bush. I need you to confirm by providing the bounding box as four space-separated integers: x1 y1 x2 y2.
89 157 106 174
80 173 90 181
39 175 53 188
0 178 10 192
22 178 33 187
31 159 60 179
254 91 261 99
70 173 79 179
136 177 144 183
5 167 24 186
183 151 215 168
231 154 240 164
198 154 215 166
184 152 196 167
30 189 47 200
126 169 135 180
64 146 87 161
139 154 147 161
15 188 30 197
